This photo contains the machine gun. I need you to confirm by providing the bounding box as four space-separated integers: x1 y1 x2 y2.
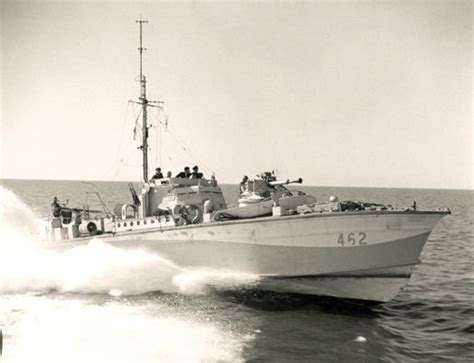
128 182 141 206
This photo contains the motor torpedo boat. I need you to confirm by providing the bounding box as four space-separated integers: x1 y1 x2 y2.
45 21 450 303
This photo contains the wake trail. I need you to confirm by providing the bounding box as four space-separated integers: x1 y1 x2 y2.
0 186 258 296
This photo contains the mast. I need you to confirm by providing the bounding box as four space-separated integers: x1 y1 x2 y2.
133 19 163 183
136 19 149 182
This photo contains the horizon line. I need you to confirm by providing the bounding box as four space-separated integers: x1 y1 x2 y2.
1 177 472 192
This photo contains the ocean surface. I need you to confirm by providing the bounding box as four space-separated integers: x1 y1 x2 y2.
0 179 472 362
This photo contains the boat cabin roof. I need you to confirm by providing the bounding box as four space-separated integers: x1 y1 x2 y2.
149 177 218 188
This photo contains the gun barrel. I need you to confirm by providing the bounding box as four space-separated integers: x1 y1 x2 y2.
269 178 303 186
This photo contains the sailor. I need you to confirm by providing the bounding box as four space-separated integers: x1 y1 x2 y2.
176 166 191 178
262 171 276 183
51 196 62 217
151 167 164 180
190 165 203 179
239 175 249 194
166 171 172 178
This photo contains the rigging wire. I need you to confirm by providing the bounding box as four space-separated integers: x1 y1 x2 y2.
166 127 214 175
101 102 132 181
154 113 159 167
151 107 165 168
154 124 175 174
112 142 139 180
105 90 217 181
161 141 177 173
111 102 144 180
132 108 143 142
159 115 165 167
122 162 142 168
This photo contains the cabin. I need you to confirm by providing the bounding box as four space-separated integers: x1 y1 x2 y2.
140 177 227 224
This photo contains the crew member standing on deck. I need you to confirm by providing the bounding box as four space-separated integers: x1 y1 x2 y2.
151 167 164 180
239 175 249 195
51 196 62 217
190 165 203 179
176 166 191 178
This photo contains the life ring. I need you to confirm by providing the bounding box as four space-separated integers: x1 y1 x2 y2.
180 204 202 224
78 220 99 236
86 221 98 235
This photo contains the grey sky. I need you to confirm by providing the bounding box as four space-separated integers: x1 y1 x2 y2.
1 1 472 189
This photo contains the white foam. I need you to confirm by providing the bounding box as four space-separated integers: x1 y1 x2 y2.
0 187 258 362
0 187 43 250
0 186 259 296
173 269 259 294
3 298 251 363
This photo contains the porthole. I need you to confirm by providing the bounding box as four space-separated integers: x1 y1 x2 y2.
124 222 127 227
117 223 121 227
137 221 140 226
144 220 147 225
151 219 155 224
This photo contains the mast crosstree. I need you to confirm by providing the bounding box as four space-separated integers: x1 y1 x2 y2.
133 19 163 183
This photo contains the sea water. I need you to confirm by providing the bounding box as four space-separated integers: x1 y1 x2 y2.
0 179 472 362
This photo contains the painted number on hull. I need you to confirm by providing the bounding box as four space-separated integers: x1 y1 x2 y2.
337 232 367 246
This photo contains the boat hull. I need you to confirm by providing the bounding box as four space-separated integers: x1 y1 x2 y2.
257 264 416 302
45 211 446 302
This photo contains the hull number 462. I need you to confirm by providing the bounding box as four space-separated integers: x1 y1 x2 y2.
337 232 367 246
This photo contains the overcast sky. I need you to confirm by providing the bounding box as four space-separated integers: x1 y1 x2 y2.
1 1 472 189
